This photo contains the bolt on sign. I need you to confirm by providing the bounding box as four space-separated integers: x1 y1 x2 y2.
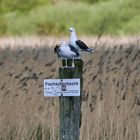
44 79 80 96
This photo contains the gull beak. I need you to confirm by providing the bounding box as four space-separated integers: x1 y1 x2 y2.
68 27 73 32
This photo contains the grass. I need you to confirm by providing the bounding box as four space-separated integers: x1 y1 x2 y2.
0 37 140 139
0 0 140 36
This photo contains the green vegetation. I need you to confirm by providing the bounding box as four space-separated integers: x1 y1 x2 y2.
0 0 140 36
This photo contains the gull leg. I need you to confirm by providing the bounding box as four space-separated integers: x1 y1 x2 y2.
65 59 68 67
63 59 68 68
72 58 75 67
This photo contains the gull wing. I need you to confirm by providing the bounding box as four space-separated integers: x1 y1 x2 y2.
76 40 94 53
69 45 80 56
76 40 89 50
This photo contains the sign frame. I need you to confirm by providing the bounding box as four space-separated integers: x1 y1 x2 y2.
44 79 80 97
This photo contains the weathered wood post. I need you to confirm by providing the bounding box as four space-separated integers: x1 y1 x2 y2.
59 59 83 140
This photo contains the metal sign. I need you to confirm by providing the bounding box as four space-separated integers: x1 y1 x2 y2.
44 79 80 96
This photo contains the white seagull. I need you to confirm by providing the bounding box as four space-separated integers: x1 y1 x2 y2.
68 27 94 53
54 41 80 68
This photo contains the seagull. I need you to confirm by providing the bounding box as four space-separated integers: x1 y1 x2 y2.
54 41 80 68
68 27 94 53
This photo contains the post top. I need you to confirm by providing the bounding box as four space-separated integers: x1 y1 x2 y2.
61 59 83 68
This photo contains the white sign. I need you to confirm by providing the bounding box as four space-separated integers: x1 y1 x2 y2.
44 79 80 96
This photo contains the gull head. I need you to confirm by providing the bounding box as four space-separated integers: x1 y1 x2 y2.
68 27 75 32
59 41 67 46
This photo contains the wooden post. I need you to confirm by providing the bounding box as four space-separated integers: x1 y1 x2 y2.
59 59 83 140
